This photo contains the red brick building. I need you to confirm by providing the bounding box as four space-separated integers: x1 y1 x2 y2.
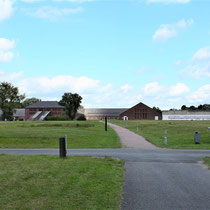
119 102 162 120
80 102 162 120
25 101 64 121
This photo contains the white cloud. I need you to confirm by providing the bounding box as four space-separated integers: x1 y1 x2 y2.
147 0 190 4
153 19 194 42
21 0 44 2
53 0 93 3
18 75 99 94
120 84 132 93
0 38 15 50
0 71 23 81
0 0 13 21
192 47 210 62
181 46 210 78
188 85 210 103
0 51 14 62
169 83 190 96
175 60 182 66
143 82 163 96
0 38 15 62
99 84 112 92
27 6 83 19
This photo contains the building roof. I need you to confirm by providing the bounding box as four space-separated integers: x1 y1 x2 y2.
83 108 128 117
26 101 64 109
14 109 25 117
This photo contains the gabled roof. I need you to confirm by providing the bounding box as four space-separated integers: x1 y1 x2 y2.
26 101 64 109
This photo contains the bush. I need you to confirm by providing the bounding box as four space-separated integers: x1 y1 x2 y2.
45 116 70 121
77 115 86 121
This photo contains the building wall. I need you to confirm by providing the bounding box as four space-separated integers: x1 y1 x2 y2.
25 108 64 120
162 111 210 120
119 103 162 120
86 116 120 120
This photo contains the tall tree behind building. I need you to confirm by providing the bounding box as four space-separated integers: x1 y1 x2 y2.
59 93 82 120
0 82 25 120
22 97 41 108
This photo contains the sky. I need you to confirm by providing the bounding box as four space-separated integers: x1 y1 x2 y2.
0 0 210 109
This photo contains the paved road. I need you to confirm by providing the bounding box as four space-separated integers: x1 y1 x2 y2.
1 148 210 209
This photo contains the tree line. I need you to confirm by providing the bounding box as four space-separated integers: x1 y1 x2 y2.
181 104 210 111
0 82 82 121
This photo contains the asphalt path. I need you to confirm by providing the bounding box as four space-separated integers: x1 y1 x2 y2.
1 148 210 209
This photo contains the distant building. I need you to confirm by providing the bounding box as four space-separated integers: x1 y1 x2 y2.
119 102 162 120
25 101 64 121
14 109 25 121
80 102 162 120
162 110 210 120
81 108 128 120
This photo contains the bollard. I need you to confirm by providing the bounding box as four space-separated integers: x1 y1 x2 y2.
164 130 167 145
136 123 139 132
59 137 67 157
105 116 107 131
194 132 200 144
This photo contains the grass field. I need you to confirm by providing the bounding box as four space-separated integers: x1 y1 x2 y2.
0 154 124 209
203 157 210 169
110 120 210 149
0 121 121 148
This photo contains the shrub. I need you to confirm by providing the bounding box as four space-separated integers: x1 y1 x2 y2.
77 115 86 121
45 116 70 121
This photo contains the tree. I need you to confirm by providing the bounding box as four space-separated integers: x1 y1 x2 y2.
22 97 41 108
59 93 82 120
0 82 25 120
152 106 162 113
189 105 196 110
181 105 187 110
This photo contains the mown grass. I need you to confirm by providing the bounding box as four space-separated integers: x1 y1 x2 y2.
0 121 121 148
0 154 124 209
203 157 210 169
110 120 210 149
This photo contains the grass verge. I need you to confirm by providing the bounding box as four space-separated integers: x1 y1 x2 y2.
203 157 210 169
0 154 124 209
110 120 210 149
0 121 121 148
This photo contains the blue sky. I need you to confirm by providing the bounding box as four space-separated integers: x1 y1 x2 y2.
0 0 210 109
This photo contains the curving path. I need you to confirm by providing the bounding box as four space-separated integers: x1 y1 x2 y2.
108 122 158 149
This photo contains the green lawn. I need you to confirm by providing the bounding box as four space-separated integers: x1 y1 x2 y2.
0 121 121 148
0 154 124 209
203 157 210 169
110 120 210 149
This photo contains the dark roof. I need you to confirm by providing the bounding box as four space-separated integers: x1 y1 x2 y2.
26 101 64 109
83 108 128 117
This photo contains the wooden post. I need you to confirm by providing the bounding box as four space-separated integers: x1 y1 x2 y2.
59 137 67 157
105 116 107 131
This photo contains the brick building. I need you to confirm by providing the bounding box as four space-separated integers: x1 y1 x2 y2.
25 101 64 121
80 102 162 120
119 102 162 120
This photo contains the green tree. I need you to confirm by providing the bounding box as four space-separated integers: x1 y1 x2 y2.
0 82 25 120
181 105 187 110
22 97 41 108
59 93 82 120
152 106 162 113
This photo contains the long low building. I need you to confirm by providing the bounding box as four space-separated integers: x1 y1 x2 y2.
162 110 210 120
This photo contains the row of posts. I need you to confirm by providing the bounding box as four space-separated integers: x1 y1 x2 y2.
58 119 205 158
